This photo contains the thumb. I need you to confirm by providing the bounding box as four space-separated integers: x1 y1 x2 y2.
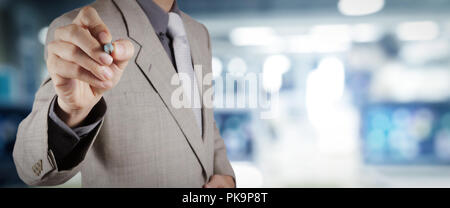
111 39 135 69
203 180 219 188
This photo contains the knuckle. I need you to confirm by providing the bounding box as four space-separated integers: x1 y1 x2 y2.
73 66 83 77
69 24 90 40
80 6 95 16
66 24 80 38
67 44 79 57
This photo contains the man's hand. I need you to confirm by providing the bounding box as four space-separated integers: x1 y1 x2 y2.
47 6 134 127
203 175 235 188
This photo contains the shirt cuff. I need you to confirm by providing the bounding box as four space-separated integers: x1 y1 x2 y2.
48 96 105 138
47 96 106 163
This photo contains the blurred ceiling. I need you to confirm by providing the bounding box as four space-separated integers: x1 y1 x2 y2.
2 0 450 17
1 0 450 44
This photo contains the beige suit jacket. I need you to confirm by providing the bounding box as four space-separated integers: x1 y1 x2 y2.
13 0 235 187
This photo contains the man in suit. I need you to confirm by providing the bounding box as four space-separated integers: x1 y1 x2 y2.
13 0 235 188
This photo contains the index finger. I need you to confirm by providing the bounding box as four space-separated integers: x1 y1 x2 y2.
73 6 112 44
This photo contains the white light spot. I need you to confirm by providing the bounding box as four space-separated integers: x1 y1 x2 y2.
338 0 384 16
212 56 223 78
227 57 247 76
262 55 291 92
396 21 439 41
38 26 49 45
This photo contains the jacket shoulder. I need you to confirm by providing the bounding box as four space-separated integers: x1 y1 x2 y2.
180 11 208 32
180 12 211 50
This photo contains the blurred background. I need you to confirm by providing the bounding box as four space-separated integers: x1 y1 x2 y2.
1 0 450 187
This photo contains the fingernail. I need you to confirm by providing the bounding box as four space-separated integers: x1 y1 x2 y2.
101 66 113 80
99 53 113 65
114 43 123 56
99 32 109 43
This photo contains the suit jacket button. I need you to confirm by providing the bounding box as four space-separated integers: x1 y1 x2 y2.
32 159 43 176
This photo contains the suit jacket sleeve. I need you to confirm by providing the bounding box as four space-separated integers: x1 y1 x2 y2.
201 24 236 180
12 10 104 186
48 95 105 170
212 122 236 180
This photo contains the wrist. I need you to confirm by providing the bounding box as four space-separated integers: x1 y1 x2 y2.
55 97 93 128
224 175 236 188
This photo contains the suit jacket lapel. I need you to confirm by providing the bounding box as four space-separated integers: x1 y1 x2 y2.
112 0 211 178
182 13 216 175
181 12 213 141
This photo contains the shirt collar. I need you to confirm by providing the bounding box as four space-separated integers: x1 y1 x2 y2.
136 0 180 35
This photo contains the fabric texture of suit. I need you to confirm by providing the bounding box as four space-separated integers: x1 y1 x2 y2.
13 0 235 187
